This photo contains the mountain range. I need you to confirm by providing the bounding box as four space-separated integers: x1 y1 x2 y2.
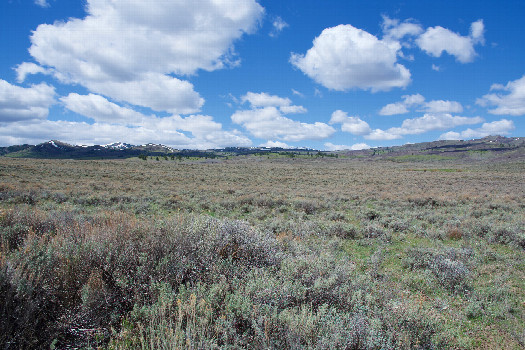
0 136 523 161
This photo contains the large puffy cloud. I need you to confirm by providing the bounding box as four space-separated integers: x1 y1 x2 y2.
379 94 462 115
231 107 335 142
329 110 372 135
55 93 252 148
61 93 150 124
476 75 525 116
87 73 204 114
0 79 56 122
416 20 484 63
439 119 515 140
290 24 411 91
26 0 264 113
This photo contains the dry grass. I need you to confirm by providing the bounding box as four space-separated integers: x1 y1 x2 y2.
0 156 523 349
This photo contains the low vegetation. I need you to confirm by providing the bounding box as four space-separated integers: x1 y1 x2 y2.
0 154 523 349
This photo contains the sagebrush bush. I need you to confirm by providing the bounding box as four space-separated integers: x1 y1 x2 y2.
1 156 523 349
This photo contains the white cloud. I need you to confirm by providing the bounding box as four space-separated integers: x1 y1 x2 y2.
438 131 462 140
476 75 525 116
260 140 290 148
388 113 483 135
0 79 55 122
416 20 484 63
324 142 370 151
58 93 252 148
329 110 372 135
365 129 402 141
26 0 264 113
439 119 515 140
431 64 440 71
0 116 252 149
291 89 304 98
280 105 307 114
270 16 288 37
242 92 291 108
470 20 485 45
424 100 463 113
87 73 204 114
381 16 423 42
403 94 426 106
61 93 149 124
241 91 306 114
15 62 52 83
379 102 409 116
231 106 335 142
34 0 49 8
357 112 483 141
290 24 411 91
379 94 462 115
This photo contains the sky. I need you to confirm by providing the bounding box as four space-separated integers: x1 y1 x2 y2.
1 0 524 150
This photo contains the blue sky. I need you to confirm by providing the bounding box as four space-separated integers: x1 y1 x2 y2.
1 0 524 150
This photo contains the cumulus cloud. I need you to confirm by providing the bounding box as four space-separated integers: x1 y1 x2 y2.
381 16 423 42
387 113 483 135
26 0 264 113
15 62 53 83
290 24 411 91
379 94 462 115
241 92 306 114
0 79 55 122
416 20 485 63
0 116 252 149
331 109 480 140
242 92 291 108
270 16 288 37
61 93 153 125
87 73 204 114
232 107 334 142
260 140 290 148
379 102 409 116
329 110 372 135
379 94 424 115
476 75 525 116
331 108 484 141
56 92 252 148
280 105 307 114
324 142 370 151
424 100 463 113
439 119 515 140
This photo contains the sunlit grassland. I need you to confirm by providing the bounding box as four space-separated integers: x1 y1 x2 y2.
0 156 523 349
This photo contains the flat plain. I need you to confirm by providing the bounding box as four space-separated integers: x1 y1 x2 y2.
0 155 524 349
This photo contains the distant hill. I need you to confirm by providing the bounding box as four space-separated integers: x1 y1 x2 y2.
0 136 523 160
340 135 525 162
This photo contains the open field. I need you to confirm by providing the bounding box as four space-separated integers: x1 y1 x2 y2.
0 156 524 349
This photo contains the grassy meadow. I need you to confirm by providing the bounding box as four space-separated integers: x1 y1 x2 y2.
0 155 524 349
